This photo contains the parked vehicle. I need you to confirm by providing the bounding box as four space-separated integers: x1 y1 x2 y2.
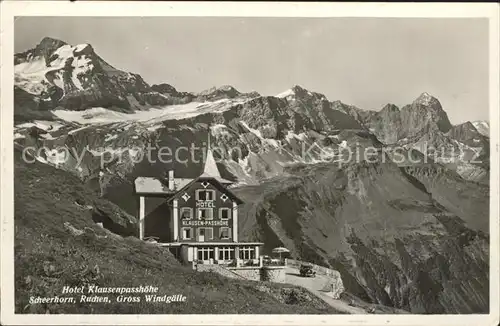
299 263 316 277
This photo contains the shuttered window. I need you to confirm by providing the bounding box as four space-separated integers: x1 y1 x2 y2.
219 227 231 240
180 207 193 220
182 228 192 240
197 208 213 220
205 227 213 240
219 208 231 220
196 190 215 201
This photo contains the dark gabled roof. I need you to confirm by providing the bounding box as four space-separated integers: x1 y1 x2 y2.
166 176 244 205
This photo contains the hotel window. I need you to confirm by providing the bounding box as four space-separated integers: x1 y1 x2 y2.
220 227 231 240
197 247 215 261
182 227 192 240
218 246 235 260
240 246 255 260
180 207 193 220
196 189 215 201
204 228 214 240
197 208 213 220
219 208 231 220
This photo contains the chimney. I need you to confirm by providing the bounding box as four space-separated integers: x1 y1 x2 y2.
167 170 174 191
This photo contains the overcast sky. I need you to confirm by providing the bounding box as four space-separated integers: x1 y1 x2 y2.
14 17 489 123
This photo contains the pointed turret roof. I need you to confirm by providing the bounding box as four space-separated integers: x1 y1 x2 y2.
199 134 233 184
201 148 223 178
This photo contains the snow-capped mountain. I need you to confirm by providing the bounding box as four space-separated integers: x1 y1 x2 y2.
14 36 175 116
13 37 491 314
14 90 369 187
13 37 490 188
14 37 369 186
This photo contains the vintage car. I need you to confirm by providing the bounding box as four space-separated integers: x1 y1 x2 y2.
299 263 316 277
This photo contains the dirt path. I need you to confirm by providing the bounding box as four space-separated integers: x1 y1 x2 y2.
284 267 366 314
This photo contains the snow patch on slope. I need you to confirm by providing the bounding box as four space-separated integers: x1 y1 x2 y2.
104 134 118 142
147 125 164 132
75 43 90 52
16 120 64 132
239 121 281 149
52 98 247 125
239 121 263 138
210 124 231 137
276 89 295 98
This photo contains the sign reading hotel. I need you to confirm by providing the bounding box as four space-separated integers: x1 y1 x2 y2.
195 201 215 208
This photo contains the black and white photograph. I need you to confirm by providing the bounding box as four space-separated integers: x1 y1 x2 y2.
1 1 499 325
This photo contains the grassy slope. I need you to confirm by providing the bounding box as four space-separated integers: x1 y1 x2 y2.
14 150 339 314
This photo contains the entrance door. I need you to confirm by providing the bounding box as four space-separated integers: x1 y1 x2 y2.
198 228 205 242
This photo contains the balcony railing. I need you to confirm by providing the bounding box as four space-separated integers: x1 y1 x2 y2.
192 257 287 268
262 258 287 266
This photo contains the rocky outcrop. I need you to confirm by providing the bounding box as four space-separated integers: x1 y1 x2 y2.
15 36 67 65
446 122 488 147
400 92 452 137
14 86 55 123
348 93 453 145
150 83 195 104
472 121 490 137
337 93 489 183
363 104 402 144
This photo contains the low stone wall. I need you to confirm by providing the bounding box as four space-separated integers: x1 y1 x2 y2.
227 267 261 281
196 264 247 280
261 266 286 283
196 264 285 283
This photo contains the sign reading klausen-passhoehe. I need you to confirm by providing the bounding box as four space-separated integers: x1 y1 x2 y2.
182 220 229 227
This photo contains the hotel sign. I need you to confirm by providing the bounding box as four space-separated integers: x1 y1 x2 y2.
196 201 215 208
182 220 229 227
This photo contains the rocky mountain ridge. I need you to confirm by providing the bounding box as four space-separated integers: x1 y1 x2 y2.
13 36 491 315
472 120 490 137
14 36 489 185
